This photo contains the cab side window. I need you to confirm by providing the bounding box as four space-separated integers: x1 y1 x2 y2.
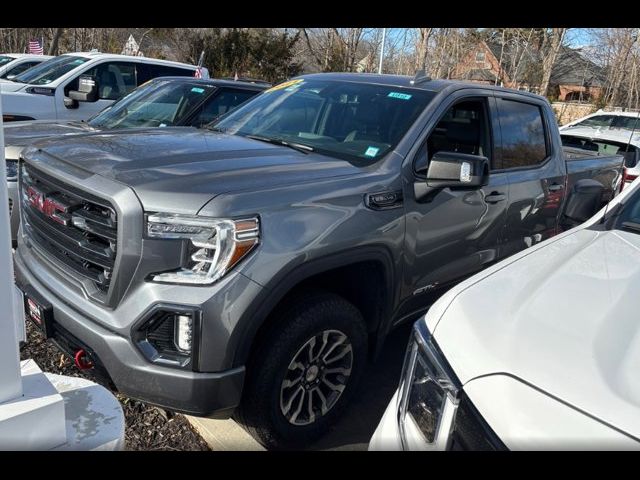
419 99 491 170
136 64 195 85
65 62 137 100
496 98 548 169
190 89 258 126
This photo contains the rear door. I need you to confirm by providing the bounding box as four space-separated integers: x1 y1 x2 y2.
400 91 509 318
136 63 196 85
495 95 567 257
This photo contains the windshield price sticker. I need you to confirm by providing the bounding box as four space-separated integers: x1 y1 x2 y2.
388 91 412 100
266 79 304 93
365 146 380 157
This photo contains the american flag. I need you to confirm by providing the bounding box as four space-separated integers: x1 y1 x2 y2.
28 39 43 55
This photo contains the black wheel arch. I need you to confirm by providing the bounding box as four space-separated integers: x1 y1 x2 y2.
230 245 398 369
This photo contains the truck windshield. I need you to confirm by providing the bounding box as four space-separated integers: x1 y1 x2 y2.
0 55 15 67
88 80 215 129
13 55 90 85
210 78 435 162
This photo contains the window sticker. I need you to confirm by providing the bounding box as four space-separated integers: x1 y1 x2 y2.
266 78 304 93
388 91 412 100
191 87 205 94
365 146 380 157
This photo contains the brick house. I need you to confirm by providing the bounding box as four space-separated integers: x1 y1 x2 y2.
452 40 606 101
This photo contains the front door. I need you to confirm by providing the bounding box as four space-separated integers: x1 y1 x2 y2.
57 61 137 121
399 93 509 321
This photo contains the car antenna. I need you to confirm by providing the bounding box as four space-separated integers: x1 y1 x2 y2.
410 69 431 85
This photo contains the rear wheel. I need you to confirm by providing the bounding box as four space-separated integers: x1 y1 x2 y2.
235 292 368 450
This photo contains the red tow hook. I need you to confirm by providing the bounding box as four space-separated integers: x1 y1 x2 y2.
74 349 94 370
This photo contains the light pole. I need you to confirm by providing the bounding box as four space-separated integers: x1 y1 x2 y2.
378 28 387 74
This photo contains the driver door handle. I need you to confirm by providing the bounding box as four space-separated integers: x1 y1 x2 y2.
485 192 506 204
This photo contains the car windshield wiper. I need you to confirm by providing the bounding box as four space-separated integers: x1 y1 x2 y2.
620 221 640 233
245 134 314 154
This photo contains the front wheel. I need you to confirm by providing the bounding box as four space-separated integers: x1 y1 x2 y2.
235 292 368 450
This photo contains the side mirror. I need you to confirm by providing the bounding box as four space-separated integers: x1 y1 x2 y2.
63 97 78 109
68 75 99 103
426 152 489 189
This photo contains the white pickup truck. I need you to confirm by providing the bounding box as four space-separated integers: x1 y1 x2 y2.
0 53 52 80
370 177 640 450
0 51 208 122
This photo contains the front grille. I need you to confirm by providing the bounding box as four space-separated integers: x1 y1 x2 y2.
449 393 507 451
20 163 118 297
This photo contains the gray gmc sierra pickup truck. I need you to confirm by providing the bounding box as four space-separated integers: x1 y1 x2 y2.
13 73 625 449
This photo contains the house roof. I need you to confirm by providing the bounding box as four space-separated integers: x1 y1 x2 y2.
464 68 498 82
484 40 605 87
550 47 606 87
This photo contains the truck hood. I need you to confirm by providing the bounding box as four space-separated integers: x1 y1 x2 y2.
0 81 26 93
4 120 94 148
28 127 365 214
432 227 640 440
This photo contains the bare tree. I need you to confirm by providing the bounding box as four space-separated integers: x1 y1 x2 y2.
47 28 63 55
540 28 567 97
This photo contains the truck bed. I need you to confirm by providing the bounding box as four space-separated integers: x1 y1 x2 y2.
562 145 624 203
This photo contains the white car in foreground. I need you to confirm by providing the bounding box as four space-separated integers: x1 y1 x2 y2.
370 178 640 450
0 51 207 122
0 53 52 80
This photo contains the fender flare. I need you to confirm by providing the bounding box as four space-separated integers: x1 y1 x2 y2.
230 245 397 368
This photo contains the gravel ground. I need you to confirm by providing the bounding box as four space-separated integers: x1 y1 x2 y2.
20 321 210 451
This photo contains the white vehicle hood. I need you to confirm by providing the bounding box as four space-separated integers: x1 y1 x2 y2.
431 226 640 440
0 81 27 93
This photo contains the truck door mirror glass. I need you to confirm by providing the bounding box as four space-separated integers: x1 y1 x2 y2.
426 151 489 189
68 75 99 103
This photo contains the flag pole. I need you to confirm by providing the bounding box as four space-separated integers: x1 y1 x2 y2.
378 28 387 74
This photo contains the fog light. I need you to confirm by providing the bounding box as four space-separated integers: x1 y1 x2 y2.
174 315 193 353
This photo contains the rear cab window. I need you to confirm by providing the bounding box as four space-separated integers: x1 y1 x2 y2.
495 98 548 169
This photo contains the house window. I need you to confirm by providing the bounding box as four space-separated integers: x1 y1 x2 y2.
475 52 485 62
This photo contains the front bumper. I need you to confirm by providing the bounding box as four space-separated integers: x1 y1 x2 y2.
369 390 403 450
8 180 19 244
14 243 255 418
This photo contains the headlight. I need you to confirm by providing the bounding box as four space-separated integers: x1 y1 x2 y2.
397 321 460 450
146 213 259 285
6 159 18 181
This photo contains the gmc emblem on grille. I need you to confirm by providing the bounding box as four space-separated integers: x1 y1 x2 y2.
27 186 72 226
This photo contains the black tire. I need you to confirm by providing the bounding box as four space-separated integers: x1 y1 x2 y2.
235 291 368 450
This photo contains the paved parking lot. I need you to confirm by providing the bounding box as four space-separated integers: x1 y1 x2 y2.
188 323 413 451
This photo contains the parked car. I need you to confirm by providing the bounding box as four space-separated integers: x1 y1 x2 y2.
369 177 640 450
560 109 640 131
13 73 626 450
0 54 53 80
561 127 640 184
3 76 267 244
0 51 208 122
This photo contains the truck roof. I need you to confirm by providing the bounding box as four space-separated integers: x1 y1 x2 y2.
147 76 269 90
298 72 547 101
63 51 200 70
1 53 54 60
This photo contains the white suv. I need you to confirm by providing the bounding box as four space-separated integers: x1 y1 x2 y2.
0 52 208 122
0 54 53 80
